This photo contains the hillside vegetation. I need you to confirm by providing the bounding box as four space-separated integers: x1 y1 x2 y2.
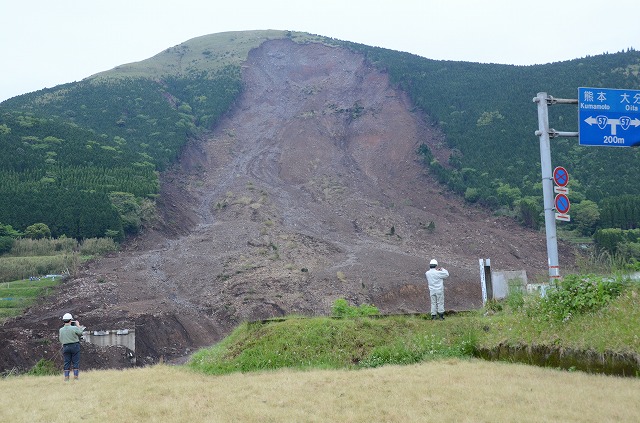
1 31 639 258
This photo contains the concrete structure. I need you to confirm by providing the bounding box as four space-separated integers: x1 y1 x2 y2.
491 270 528 300
83 328 135 363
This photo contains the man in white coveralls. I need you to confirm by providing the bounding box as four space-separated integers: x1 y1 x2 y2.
425 259 449 320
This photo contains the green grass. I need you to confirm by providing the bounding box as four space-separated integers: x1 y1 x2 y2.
189 281 640 376
0 278 60 321
478 286 640 353
189 315 480 375
91 30 330 81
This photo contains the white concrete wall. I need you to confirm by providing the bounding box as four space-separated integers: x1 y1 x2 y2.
83 329 135 351
491 271 528 300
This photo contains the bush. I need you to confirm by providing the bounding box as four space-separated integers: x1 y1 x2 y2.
331 298 379 317
24 223 51 240
0 236 14 255
9 237 77 257
505 289 525 310
503 278 526 310
539 274 627 321
79 237 118 256
27 359 58 376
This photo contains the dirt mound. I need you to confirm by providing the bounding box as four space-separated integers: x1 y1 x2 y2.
0 39 566 371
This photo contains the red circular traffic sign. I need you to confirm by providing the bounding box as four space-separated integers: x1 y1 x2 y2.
553 166 569 187
555 193 570 214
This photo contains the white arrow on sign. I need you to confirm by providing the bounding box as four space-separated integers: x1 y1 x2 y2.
584 115 640 135
583 116 599 126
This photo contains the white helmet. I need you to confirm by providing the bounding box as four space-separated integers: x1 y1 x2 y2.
430 259 438 266
62 313 73 320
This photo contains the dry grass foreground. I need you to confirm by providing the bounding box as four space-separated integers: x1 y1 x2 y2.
1 360 638 423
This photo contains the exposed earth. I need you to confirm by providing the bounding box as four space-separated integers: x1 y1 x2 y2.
0 39 573 372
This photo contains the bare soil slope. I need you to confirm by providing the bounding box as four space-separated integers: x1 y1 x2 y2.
0 39 563 371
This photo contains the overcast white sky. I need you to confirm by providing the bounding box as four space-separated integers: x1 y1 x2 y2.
2 0 639 102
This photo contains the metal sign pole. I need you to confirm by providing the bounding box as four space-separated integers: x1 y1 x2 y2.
534 92 560 282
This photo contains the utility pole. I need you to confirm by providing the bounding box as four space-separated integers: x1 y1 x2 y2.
533 92 578 283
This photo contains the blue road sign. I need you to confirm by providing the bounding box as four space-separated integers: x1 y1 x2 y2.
554 193 570 214
578 87 640 147
553 166 569 187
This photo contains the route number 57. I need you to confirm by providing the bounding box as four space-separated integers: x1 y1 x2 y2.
597 116 608 128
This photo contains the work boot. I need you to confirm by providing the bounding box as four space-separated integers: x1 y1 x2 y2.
431 314 437 320
73 369 79 380
64 370 70 382
438 313 445 320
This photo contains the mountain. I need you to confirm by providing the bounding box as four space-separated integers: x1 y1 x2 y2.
0 30 637 370
2 31 640 239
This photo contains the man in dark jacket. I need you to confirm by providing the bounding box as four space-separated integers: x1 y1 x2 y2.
59 313 86 381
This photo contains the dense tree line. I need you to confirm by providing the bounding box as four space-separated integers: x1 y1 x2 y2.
599 195 640 230
0 187 123 240
0 67 241 240
593 228 640 257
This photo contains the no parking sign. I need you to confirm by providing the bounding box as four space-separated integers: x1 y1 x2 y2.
553 166 570 221
553 166 569 187
554 193 570 214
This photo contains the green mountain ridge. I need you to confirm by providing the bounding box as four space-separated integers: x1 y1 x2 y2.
1 30 639 243
87 30 317 80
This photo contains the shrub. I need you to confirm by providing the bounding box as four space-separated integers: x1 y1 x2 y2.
331 298 379 317
505 279 525 310
505 289 525 310
27 359 58 376
0 236 14 255
79 237 118 256
24 223 51 240
539 274 627 321
464 187 480 203
10 237 77 257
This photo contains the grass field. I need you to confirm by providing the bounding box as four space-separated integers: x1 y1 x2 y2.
0 362 638 423
0 277 60 320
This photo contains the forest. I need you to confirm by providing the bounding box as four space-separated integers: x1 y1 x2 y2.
0 32 638 261
0 65 241 242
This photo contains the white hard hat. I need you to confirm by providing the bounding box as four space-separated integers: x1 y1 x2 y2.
62 313 73 320
430 259 438 266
